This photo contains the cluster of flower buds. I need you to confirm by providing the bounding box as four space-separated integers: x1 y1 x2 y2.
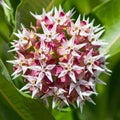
8 6 110 111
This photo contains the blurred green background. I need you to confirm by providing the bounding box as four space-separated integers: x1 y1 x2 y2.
0 0 120 120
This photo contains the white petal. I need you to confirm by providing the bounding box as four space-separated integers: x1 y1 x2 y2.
82 91 97 97
11 68 21 77
80 101 84 112
20 83 31 91
59 95 69 106
93 54 103 61
72 51 80 57
59 5 63 12
80 79 88 85
59 62 67 68
69 36 75 45
40 54 46 59
37 72 44 84
54 7 59 18
32 88 38 98
46 64 56 70
40 40 45 48
87 65 93 74
41 22 49 34
75 43 86 50
7 60 18 64
69 83 75 94
41 91 52 99
95 30 104 38
22 66 28 74
58 88 66 94
58 70 68 78
93 64 105 72
8 48 19 52
30 12 42 20
92 40 107 46
68 71 76 83
76 97 80 107
12 73 21 79
86 97 96 105
76 97 84 112
73 65 84 71
75 86 83 99
29 66 41 71
96 79 106 85
80 30 88 36
23 75 37 82
94 26 104 33
45 71 53 82
75 15 80 26
51 23 57 34
86 49 93 58
52 97 58 109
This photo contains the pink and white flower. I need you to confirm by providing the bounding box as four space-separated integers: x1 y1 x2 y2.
58 57 84 83
8 6 110 111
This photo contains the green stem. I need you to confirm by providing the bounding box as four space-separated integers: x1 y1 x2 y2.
70 105 82 120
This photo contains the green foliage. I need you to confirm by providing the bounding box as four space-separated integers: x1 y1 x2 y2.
93 0 120 56
0 0 120 120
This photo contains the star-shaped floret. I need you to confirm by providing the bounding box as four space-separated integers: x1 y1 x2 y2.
42 87 68 109
20 75 41 98
70 15 89 36
28 60 55 82
88 28 106 46
35 40 49 60
7 52 29 79
30 8 53 24
84 49 105 74
53 5 73 26
53 6 66 25
60 36 86 57
69 81 83 99
9 25 33 52
58 57 84 83
36 23 58 42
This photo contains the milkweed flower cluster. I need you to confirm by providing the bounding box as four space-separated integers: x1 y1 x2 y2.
8 6 110 111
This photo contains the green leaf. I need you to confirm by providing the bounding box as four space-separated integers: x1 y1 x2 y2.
0 58 55 120
53 108 73 120
93 0 120 56
0 93 22 120
0 7 11 42
2 0 15 28
68 0 106 14
0 59 12 83
107 60 120 120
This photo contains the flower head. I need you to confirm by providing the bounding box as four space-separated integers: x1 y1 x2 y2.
8 6 110 111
